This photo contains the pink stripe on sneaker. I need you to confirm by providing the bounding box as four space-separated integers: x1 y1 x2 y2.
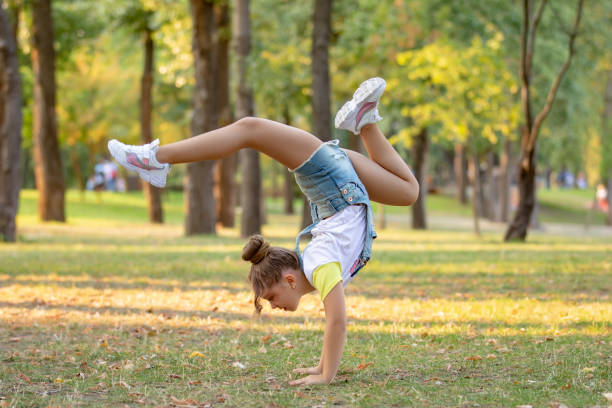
126 153 164 171
355 101 376 128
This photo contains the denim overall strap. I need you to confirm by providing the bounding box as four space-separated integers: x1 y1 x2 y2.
295 222 317 270
291 140 376 276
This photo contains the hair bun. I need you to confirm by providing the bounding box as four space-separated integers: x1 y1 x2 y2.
241 234 270 264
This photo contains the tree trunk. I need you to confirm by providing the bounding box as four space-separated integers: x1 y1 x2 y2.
505 0 584 241
484 151 498 220
0 5 23 242
234 0 260 238
603 67 612 226
69 145 84 191
302 0 332 230
186 0 217 235
499 138 511 222
282 106 294 214
311 0 332 143
8 1 19 46
347 132 363 154
141 28 163 224
505 137 536 241
378 204 386 230
214 2 236 228
469 151 482 237
31 0 64 222
284 168 294 214
454 143 467 205
411 128 428 229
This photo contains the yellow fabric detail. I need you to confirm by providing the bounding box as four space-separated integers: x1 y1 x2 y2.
312 262 342 301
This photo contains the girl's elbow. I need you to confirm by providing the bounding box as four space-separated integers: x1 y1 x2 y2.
329 316 347 331
401 181 419 206
408 182 420 205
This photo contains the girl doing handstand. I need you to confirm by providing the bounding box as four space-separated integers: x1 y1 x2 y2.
108 77 419 386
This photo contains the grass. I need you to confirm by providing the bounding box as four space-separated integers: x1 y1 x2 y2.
1 190 611 407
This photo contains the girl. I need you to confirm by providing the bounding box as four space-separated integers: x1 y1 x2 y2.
108 77 419 386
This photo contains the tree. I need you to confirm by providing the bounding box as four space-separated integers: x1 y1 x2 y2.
31 0 65 222
140 16 163 223
234 0 261 238
411 128 428 229
504 0 584 241
116 3 165 223
250 0 312 220
302 0 332 229
0 1 23 241
454 143 468 205
394 35 520 235
213 1 236 228
603 66 612 225
186 0 216 235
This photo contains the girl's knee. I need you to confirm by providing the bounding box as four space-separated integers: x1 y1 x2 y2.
235 116 262 131
234 116 264 147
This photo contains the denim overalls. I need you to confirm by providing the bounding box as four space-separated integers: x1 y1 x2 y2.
291 140 377 277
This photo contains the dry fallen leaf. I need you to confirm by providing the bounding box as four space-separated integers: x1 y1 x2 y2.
18 373 31 383
602 392 612 405
356 361 373 370
170 395 202 406
189 351 205 358
486 354 497 359
261 335 272 343
516 405 533 408
465 355 482 361
258 344 267 354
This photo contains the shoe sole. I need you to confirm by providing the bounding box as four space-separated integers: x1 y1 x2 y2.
335 77 386 131
108 140 167 188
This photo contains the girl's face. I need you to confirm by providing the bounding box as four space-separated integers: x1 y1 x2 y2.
261 271 301 312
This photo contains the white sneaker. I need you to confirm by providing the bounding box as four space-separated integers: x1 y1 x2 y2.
107 139 170 188
335 77 386 135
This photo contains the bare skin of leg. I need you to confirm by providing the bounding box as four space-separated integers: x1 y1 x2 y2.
342 123 419 206
156 117 322 171
155 117 418 206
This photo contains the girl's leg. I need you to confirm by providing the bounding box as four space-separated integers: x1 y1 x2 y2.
342 123 419 206
156 117 322 171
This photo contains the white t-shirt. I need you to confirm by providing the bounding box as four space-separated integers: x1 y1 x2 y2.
302 204 367 288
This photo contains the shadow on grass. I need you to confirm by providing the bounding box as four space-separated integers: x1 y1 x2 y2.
2 269 609 302
1 300 610 333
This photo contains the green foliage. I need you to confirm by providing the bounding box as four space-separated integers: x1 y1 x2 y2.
392 32 520 156
251 0 312 127
9 0 611 188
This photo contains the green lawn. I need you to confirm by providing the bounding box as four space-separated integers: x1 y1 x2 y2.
1 190 611 407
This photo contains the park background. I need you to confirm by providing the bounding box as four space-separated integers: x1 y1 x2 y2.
0 0 611 407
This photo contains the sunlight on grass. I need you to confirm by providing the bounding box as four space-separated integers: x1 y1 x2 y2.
2 195 611 407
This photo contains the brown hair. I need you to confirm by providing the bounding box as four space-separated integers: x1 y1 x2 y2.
241 234 300 314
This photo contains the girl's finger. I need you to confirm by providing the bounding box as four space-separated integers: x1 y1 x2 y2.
289 378 305 386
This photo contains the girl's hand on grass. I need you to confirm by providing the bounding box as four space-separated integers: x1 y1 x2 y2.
292 366 322 376
288 374 329 386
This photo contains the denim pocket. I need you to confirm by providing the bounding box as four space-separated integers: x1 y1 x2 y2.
339 181 365 205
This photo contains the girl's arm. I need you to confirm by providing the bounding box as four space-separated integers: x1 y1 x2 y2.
289 283 346 386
